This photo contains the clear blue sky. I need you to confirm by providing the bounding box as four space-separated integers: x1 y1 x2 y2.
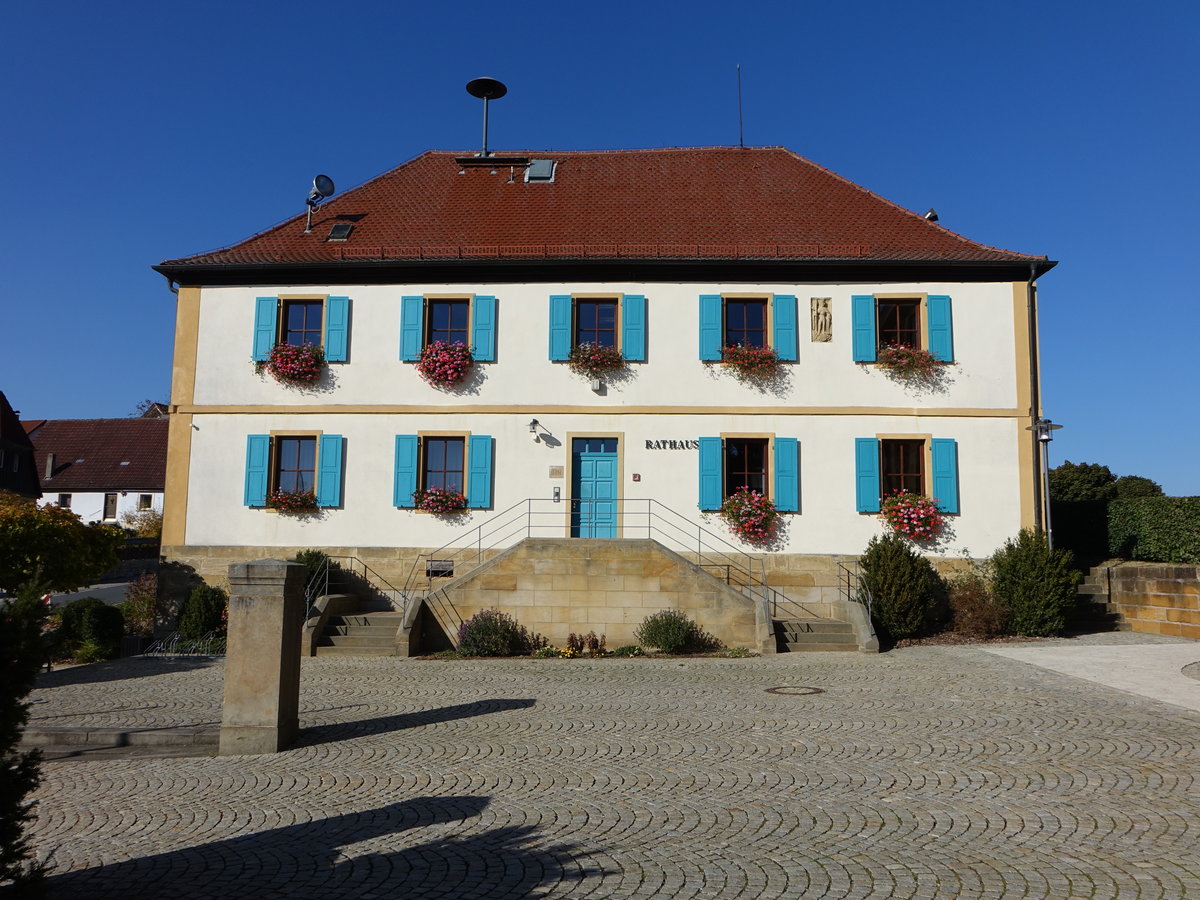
4 0 1197 495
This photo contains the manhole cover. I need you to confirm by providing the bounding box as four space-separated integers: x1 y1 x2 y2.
765 686 825 696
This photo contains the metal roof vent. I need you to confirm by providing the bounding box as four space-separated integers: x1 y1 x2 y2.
327 223 354 241
525 159 556 183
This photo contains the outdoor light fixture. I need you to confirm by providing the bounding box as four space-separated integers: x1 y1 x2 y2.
528 419 539 433
1026 417 1064 549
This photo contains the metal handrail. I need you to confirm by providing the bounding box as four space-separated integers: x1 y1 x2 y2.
837 559 873 619
402 497 779 611
304 555 407 615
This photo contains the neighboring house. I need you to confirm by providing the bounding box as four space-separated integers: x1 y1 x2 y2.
0 391 40 498
153 146 1055 650
25 417 168 524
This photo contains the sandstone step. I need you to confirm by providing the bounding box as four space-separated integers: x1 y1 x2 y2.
1077 582 1109 596
773 618 856 652
781 641 858 652
775 619 853 635
314 644 396 657
328 623 401 637
321 633 397 647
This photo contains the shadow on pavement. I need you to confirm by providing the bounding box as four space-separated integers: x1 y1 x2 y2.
47 794 605 898
34 655 219 688
296 697 537 747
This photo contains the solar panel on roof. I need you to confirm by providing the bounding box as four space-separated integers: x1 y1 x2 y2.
525 159 556 182
327 223 354 241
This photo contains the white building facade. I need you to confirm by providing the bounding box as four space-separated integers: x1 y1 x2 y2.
156 147 1054 643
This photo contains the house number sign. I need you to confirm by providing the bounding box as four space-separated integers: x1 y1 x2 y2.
645 439 700 450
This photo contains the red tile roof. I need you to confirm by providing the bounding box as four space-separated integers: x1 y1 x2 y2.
26 418 167 493
160 147 1048 269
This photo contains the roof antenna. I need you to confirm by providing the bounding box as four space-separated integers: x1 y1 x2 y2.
466 77 507 158
304 175 335 233
737 64 745 149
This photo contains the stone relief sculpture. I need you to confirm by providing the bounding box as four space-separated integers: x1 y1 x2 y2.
811 297 832 342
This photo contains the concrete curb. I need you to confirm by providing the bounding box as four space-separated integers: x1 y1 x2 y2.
20 726 218 750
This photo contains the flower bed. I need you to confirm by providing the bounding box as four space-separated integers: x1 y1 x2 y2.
568 342 625 379
413 487 468 513
720 344 780 381
718 487 779 546
880 491 945 541
266 489 318 513
876 344 943 386
416 341 473 388
255 342 325 386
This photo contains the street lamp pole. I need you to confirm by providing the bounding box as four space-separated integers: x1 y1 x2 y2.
1027 418 1063 548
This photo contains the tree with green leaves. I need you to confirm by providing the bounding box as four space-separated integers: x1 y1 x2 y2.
1048 461 1117 502
1113 475 1164 499
0 492 123 595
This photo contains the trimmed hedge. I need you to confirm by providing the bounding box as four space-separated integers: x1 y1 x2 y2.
1054 497 1200 565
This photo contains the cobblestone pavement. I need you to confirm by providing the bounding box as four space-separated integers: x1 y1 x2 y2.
26 633 1200 898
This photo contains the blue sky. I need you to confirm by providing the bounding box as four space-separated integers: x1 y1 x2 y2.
3 0 1197 494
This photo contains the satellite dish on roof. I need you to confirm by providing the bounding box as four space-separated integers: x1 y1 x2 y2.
304 174 336 233
465 77 507 157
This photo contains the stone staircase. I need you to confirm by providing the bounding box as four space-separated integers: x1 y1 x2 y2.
1070 567 1126 633
774 618 857 652
315 610 405 657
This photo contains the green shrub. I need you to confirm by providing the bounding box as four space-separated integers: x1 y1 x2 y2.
947 563 1007 639
456 609 548 657
1049 461 1117 501
178 584 228 639
1107 497 1200 564
991 529 1080 637
611 645 645 657
1 582 52 893
60 596 123 660
634 610 720 654
1113 475 1164 499
119 573 157 637
859 534 947 642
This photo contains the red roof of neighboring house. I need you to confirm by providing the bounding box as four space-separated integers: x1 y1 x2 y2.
159 146 1049 270
27 418 168 493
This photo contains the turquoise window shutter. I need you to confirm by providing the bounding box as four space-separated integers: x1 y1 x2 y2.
931 438 960 513
252 297 278 361
400 296 423 361
549 295 571 360
774 437 799 512
855 438 881 512
698 294 722 361
316 434 344 507
244 435 270 507
622 294 646 362
471 295 497 362
851 295 876 362
324 297 350 362
698 437 723 510
927 295 954 362
466 434 494 509
772 294 798 362
393 435 419 508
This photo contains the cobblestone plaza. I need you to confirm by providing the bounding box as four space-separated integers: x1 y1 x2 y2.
25 634 1200 898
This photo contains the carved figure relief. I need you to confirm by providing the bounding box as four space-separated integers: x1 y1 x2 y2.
810 297 832 342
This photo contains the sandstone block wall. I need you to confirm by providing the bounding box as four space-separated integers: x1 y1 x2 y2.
1105 564 1200 640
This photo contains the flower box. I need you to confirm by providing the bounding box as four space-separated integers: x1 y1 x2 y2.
875 344 944 387
266 489 318 513
720 344 781 381
413 487 468 513
567 342 625 379
718 487 779 546
880 491 945 541
254 342 325 386
416 341 474 388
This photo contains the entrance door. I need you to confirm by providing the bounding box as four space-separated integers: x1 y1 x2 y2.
571 437 618 538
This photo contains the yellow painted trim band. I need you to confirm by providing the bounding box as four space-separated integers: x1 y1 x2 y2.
175 404 1026 418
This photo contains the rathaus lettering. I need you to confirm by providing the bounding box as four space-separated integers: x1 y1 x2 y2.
645 440 700 450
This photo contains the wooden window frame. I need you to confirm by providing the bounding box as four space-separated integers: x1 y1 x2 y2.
877 434 932 499
873 293 927 353
418 434 468 494
722 295 769 350
423 294 473 348
719 432 774 500
277 295 327 348
571 294 621 350
266 430 324 496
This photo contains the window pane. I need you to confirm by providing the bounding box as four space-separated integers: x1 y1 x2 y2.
725 300 766 348
422 437 465 493
276 436 317 494
428 300 469 345
881 439 924 496
878 299 920 349
283 301 323 346
575 300 617 348
724 438 768 496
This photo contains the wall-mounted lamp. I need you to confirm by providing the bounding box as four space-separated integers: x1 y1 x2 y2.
528 419 540 433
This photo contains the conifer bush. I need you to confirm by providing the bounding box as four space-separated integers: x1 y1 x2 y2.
991 529 1080 636
178 584 228 639
858 534 947 642
59 596 123 660
634 609 720 654
456 609 548 657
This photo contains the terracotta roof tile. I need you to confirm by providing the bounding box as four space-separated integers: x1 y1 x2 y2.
28 418 167 493
160 147 1047 269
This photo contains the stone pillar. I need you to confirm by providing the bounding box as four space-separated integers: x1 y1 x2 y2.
219 559 305 755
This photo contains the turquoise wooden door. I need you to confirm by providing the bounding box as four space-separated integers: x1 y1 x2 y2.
571 438 618 538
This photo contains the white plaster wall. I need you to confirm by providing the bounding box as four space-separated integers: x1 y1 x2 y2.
183 413 1023 557
39 491 164 525
191 281 1021 410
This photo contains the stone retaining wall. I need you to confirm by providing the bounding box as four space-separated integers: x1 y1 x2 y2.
1102 563 1200 640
